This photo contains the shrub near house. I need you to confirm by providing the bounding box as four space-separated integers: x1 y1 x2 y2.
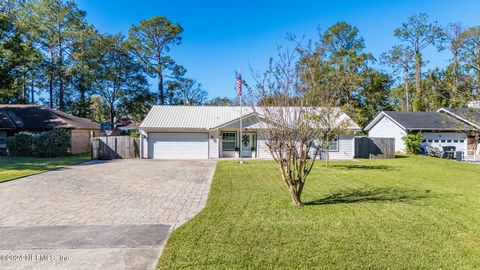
7 129 71 158
5 132 33 156
402 133 423 154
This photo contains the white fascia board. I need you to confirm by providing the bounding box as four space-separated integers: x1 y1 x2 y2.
364 112 406 131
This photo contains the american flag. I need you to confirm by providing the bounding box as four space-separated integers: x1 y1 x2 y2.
236 72 242 97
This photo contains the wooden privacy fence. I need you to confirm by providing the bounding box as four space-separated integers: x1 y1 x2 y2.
355 137 395 159
91 136 140 160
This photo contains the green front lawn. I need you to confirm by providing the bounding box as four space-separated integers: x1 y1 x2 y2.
158 156 480 269
0 154 91 183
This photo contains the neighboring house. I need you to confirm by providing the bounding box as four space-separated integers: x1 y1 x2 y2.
365 109 480 154
0 104 100 154
139 106 361 160
113 117 140 135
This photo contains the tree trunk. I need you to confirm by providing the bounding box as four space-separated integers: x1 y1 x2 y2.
59 74 64 110
58 42 64 111
288 186 303 207
30 75 34 103
22 70 27 103
80 89 86 117
325 151 330 168
110 102 115 125
404 80 410 111
452 54 458 106
414 52 422 111
49 48 54 109
158 71 164 105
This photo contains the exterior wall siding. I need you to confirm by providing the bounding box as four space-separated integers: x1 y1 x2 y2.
70 129 96 154
142 134 148 159
139 129 356 160
256 134 272 159
209 131 220 158
258 134 355 160
318 135 355 160
368 116 407 153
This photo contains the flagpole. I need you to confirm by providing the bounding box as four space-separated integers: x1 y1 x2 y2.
239 68 243 164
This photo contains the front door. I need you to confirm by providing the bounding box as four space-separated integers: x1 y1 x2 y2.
241 133 255 157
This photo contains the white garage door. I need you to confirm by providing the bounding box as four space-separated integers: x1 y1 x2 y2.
421 132 467 153
149 133 208 159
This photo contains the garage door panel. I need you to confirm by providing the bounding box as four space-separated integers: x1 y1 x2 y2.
421 133 467 152
149 133 208 159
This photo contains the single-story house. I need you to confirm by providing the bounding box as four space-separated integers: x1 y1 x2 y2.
365 108 480 154
0 104 101 154
139 105 361 160
113 117 140 135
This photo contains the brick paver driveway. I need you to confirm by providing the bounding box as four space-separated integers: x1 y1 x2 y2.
0 159 216 270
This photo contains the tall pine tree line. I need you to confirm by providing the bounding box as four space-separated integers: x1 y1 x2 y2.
0 1 479 126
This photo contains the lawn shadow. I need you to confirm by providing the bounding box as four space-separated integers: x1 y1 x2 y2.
305 187 432 205
331 164 394 171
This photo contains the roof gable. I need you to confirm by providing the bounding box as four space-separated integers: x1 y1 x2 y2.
365 112 406 131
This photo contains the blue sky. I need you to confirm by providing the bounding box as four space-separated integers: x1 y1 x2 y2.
77 0 480 100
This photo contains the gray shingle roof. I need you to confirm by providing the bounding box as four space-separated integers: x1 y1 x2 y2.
0 105 100 130
443 108 480 128
383 111 469 130
0 108 16 130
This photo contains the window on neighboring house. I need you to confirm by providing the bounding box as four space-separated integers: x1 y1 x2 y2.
222 132 236 151
447 140 452 143
434 140 439 143
328 138 339 152
453 140 459 143
427 140 433 143
0 132 6 148
421 139 427 143
460 140 465 143
441 140 446 143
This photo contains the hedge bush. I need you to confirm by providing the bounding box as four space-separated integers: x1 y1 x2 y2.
6 132 33 156
7 129 71 157
32 129 71 158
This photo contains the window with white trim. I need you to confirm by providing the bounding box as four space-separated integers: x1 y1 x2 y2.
328 138 339 152
222 132 236 151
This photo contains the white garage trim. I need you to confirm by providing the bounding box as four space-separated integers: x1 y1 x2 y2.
148 132 209 159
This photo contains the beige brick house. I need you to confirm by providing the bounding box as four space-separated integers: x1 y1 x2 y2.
0 105 100 154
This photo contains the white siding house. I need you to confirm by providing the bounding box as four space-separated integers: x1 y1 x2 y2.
367 115 407 153
365 110 475 155
139 106 361 160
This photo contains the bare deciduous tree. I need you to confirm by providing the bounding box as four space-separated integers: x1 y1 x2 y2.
248 43 355 206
